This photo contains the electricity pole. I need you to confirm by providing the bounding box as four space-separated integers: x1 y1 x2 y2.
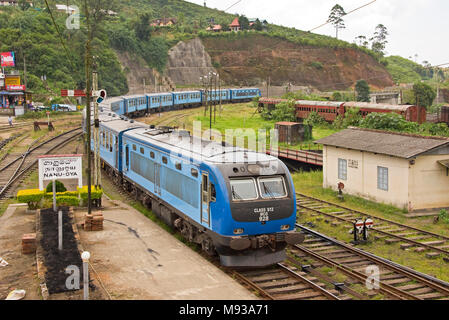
84 0 92 215
92 59 101 188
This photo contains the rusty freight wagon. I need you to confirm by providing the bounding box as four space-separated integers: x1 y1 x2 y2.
259 98 426 124
439 106 449 124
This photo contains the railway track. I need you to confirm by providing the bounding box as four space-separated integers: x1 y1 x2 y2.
232 262 345 300
291 225 449 300
100 166 449 300
0 133 22 151
0 127 83 200
297 193 449 261
0 123 29 132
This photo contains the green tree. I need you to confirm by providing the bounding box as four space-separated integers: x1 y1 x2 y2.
135 12 152 41
271 100 296 122
370 24 388 56
18 0 30 10
252 18 263 31
238 15 250 31
355 80 371 102
413 82 436 108
327 4 346 39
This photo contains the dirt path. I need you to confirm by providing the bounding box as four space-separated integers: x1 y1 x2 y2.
0 205 41 300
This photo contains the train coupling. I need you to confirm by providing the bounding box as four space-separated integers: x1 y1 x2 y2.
285 231 305 245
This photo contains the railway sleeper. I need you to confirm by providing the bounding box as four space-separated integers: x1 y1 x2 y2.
382 277 412 286
259 278 309 289
268 283 312 294
249 273 290 283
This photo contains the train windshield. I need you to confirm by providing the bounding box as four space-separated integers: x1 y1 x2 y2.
258 177 287 199
230 179 258 201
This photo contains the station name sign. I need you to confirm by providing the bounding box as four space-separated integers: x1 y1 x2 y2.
38 154 83 190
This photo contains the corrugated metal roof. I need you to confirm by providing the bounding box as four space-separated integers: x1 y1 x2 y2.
296 100 343 107
276 122 299 126
316 128 449 159
344 101 414 112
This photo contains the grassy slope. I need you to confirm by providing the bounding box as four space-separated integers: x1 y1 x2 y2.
385 55 426 84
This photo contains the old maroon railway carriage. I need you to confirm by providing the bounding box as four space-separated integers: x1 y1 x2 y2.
259 98 427 124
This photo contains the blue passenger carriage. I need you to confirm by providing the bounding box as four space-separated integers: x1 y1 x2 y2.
124 94 148 117
103 97 126 116
146 93 174 112
203 89 230 104
173 91 202 109
230 88 261 102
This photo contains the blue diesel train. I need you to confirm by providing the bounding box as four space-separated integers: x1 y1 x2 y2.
92 89 303 268
102 87 261 118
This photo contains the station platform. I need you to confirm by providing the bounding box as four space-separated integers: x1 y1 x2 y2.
74 198 258 300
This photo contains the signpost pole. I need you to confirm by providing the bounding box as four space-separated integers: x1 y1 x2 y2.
58 210 63 251
81 251 90 300
93 67 99 188
52 178 56 212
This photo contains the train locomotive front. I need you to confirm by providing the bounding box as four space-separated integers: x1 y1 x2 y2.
203 150 304 267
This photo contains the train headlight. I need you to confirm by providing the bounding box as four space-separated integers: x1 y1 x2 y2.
281 225 290 231
233 228 244 235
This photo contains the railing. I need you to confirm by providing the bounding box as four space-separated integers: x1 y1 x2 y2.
266 147 323 166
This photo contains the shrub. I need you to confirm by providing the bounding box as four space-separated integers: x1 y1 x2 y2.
271 100 296 122
439 209 449 224
310 61 323 70
46 180 67 193
304 111 327 127
79 186 103 202
44 190 79 199
17 189 44 209
56 196 80 207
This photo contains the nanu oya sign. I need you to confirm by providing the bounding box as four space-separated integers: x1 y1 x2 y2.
38 154 83 190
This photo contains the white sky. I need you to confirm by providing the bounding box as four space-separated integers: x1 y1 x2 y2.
186 0 449 66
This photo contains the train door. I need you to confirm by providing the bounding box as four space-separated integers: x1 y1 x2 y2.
124 145 130 171
154 162 161 196
115 135 119 169
201 172 210 227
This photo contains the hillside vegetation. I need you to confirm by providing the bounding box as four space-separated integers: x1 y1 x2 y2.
385 56 430 84
0 0 418 102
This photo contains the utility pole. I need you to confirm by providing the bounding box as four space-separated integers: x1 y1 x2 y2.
23 54 27 90
214 73 217 123
219 77 222 116
84 0 92 215
92 60 101 188
209 74 212 139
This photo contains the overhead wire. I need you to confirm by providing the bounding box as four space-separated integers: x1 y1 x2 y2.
309 0 377 32
43 0 77 74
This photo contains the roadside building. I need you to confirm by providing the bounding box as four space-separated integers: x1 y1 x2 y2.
317 127 449 212
55 4 77 14
206 24 222 32
0 72 31 116
150 18 177 27
229 17 240 32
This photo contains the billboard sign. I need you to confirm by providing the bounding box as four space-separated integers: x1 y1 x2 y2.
1 52 15 67
6 85 25 91
5 75 20 86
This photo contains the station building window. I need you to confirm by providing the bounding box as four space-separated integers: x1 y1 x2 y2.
377 166 389 191
338 158 347 181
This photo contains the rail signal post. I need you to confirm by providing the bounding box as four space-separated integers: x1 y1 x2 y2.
61 87 106 214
